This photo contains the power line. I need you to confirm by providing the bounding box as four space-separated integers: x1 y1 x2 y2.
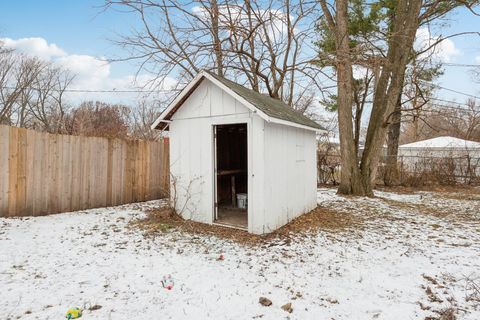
402 96 472 107
419 81 480 100
443 63 480 68
0 85 176 93
427 97 475 108
406 103 478 113
446 63 480 67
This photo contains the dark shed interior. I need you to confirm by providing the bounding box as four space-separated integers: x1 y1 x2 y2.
214 123 248 229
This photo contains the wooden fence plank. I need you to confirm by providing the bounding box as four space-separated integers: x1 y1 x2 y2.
0 126 10 215
124 140 133 204
163 138 170 194
31 130 43 215
82 137 91 210
106 139 113 206
25 129 35 215
40 130 49 215
70 135 80 212
16 128 28 216
7 126 19 216
88 138 97 208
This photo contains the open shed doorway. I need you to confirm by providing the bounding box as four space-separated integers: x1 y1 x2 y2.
214 123 248 229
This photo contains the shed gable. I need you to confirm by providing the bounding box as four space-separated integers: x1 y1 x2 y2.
170 78 253 121
151 71 324 132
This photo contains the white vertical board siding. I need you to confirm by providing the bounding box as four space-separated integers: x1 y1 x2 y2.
248 115 265 234
169 79 264 231
262 122 317 233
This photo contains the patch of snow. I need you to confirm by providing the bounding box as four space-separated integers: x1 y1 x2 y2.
374 190 424 204
1 191 479 319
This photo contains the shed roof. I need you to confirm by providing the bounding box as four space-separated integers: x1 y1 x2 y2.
151 71 324 132
399 136 480 149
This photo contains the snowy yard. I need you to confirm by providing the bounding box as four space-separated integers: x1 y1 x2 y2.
1 188 480 319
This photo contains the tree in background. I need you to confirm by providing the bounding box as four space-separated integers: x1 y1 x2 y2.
402 98 480 142
65 101 130 139
0 42 162 140
317 0 479 196
62 100 161 140
0 43 75 132
104 0 327 112
129 100 162 140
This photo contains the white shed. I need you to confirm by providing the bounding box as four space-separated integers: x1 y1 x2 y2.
152 71 323 234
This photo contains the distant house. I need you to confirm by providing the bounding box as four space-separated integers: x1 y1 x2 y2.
398 136 480 177
399 136 480 158
152 71 325 234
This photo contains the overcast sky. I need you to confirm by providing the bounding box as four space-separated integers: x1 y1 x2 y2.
0 1 479 107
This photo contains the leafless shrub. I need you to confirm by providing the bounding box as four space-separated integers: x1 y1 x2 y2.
169 174 204 220
317 138 341 185
320 151 480 187
375 147 480 187
395 155 480 187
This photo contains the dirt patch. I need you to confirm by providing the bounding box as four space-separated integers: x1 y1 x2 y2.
279 206 362 233
133 206 363 245
133 207 265 245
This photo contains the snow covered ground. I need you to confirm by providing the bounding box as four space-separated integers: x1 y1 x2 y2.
1 188 479 319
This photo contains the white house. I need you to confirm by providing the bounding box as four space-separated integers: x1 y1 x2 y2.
399 136 480 158
398 136 480 176
152 71 324 234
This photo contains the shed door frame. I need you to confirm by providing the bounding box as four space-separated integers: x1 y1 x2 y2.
211 119 251 231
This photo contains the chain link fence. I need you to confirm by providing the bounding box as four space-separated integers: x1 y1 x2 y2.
318 148 480 187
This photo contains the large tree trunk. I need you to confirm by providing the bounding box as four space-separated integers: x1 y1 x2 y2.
334 0 369 196
358 0 422 195
384 94 402 186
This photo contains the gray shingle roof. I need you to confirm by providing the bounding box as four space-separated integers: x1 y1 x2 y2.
206 72 324 130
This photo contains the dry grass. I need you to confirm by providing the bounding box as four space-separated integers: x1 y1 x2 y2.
466 277 480 303
133 207 265 245
133 205 362 246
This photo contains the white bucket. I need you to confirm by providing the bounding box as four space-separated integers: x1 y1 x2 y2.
236 193 248 209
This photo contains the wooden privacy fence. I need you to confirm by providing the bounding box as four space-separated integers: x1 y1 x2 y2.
0 125 169 217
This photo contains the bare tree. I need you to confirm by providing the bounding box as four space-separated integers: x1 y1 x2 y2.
129 100 162 140
403 99 480 143
0 49 44 125
0 46 19 124
27 65 75 133
104 0 325 110
0 43 75 132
